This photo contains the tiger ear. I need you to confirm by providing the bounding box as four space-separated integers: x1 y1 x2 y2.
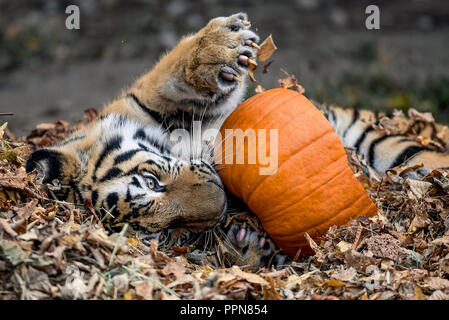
26 148 80 185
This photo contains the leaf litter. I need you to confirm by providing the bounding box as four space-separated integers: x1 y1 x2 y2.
2 79 449 300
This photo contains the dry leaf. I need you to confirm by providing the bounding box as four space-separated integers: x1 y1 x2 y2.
257 34 277 62
366 234 402 261
278 71 305 94
423 277 449 290
162 260 187 280
230 266 269 286
406 178 432 199
304 232 326 262
112 273 129 295
255 85 265 93
135 280 153 300
331 267 357 282
344 250 379 273
323 279 346 288
408 108 434 123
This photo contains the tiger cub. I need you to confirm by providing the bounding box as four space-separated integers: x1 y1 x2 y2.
26 13 274 266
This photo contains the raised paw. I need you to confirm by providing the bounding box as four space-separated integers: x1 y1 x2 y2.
226 223 286 270
186 12 260 92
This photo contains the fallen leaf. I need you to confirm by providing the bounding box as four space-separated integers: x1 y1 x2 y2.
0 240 29 265
230 266 269 286
428 290 449 300
344 250 379 273
304 232 326 262
423 277 449 290
331 267 357 282
162 260 187 281
323 279 346 288
112 273 129 295
406 178 432 199
366 234 402 260
135 280 153 300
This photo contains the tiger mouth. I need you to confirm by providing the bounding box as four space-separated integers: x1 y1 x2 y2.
171 204 227 233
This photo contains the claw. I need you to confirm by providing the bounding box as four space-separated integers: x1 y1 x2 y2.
250 42 261 49
233 75 243 84
248 59 258 67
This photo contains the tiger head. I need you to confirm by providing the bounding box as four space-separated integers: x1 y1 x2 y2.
26 114 227 237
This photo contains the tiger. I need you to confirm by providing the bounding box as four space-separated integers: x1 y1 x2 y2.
25 12 449 271
26 13 283 270
318 104 449 176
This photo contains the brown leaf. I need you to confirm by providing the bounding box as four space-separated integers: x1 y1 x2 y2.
304 232 326 262
311 294 340 300
414 285 427 300
149 239 172 263
408 213 430 233
331 267 357 282
171 246 189 256
162 260 187 281
406 178 432 199
423 277 449 290
135 280 153 300
230 266 269 286
112 273 129 295
344 250 379 273
366 234 402 260
278 71 305 94
429 290 449 300
408 108 434 123
323 279 346 288
257 35 277 62
263 276 280 300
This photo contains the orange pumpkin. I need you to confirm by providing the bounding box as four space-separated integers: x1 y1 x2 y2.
217 88 378 257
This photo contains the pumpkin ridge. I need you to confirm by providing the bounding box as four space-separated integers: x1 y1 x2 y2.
258 160 347 226
274 191 375 243
246 128 335 207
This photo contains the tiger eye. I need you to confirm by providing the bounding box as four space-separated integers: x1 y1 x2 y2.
148 179 155 189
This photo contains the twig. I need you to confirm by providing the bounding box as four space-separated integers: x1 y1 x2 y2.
84 197 104 229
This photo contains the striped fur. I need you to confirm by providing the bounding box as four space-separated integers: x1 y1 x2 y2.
318 103 449 175
27 114 227 235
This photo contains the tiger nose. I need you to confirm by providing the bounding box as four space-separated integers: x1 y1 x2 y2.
197 181 227 218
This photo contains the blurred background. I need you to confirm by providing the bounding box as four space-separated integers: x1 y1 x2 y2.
0 0 448 136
